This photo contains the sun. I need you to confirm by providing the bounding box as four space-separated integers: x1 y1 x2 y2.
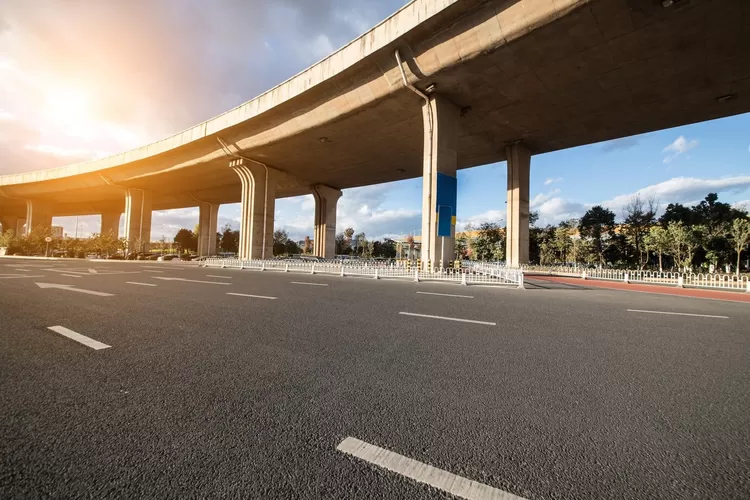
44 85 91 125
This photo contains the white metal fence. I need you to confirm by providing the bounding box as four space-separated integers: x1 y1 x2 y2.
519 264 750 291
200 258 523 286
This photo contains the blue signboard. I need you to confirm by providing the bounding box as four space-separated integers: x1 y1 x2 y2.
435 173 457 237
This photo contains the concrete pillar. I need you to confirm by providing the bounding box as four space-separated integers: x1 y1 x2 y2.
124 188 152 253
420 95 460 268
312 185 342 259
0 216 21 235
25 200 53 235
197 202 219 257
505 143 530 267
230 158 279 260
100 212 121 238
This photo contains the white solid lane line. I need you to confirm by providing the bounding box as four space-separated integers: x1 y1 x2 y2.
47 326 111 350
417 291 474 299
207 275 232 279
126 282 157 287
291 281 328 286
627 309 729 319
0 274 45 279
226 292 277 300
337 437 526 500
399 312 496 326
61 274 82 278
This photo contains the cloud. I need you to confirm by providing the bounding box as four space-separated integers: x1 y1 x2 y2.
0 0 408 174
600 175 750 216
662 135 698 164
456 209 505 231
601 136 639 152
273 183 421 241
543 177 563 186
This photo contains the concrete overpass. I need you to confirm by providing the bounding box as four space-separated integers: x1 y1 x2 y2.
1 0 748 265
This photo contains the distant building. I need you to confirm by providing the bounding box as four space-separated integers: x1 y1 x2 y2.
51 226 64 239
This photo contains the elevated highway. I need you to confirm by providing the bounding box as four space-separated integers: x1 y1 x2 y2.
1 0 748 264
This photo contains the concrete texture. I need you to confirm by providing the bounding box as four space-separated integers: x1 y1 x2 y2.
506 143 530 266
100 212 121 239
230 159 278 260
421 95 459 268
0 258 748 499
312 185 342 259
123 189 152 252
2 0 748 215
197 202 219 257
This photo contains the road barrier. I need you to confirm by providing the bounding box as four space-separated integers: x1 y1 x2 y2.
200 258 522 286
519 265 750 291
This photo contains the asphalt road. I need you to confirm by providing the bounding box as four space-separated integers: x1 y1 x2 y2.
1 259 748 499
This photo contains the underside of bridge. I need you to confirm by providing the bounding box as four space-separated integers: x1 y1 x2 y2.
1 0 748 263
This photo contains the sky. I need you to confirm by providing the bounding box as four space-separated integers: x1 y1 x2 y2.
1 0 749 241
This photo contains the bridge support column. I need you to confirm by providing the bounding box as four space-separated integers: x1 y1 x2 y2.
124 189 152 253
0 216 22 235
230 159 279 260
198 202 219 257
25 200 53 235
421 95 459 269
505 143 530 267
312 185 341 259
100 212 121 238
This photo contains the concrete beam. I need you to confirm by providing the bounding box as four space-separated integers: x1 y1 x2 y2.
124 189 152 253
230 159 279 260
312 185 342 259
421 95 459 268
505 143 530 267
198 202 219 257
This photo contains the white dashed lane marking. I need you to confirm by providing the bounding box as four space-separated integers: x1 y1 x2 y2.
399 312 496 326
337 437 527 500
47 326 111 351
291 282 328 287
417 291 473 299
627 309 728 319
226 293 277 300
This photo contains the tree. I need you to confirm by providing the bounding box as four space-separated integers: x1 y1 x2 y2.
273 229 290 256
303 236 312 254
623 194 658 269
353 232 366 255
730 218 750 277
553 220 575 263
343 227 354 247
579 206 616 266
220 224 239 253
335 233 349 255
454 232 468 261
659 203 694 227
644 226 671 272
472 222 503 261
668 221 704 272
174 228 196 254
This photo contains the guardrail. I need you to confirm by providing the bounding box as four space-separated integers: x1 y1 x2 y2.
519 265 750 291
200 258 523 286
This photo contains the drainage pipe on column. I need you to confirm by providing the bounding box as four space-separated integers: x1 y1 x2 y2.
217 137 270 260
394 49 433 262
